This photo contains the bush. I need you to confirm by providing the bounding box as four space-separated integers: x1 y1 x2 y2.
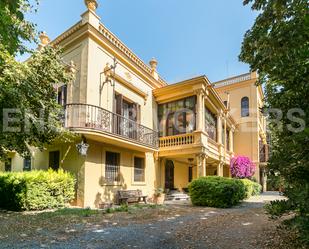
0 169 75 211
188 176 246 208
230 156 256 179
240 179 262 198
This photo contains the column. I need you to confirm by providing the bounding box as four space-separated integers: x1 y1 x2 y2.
195 89 205 132
217 162 224 177
224 116 227 153
217 113 222 144
196 153 207 178
229 127 234 152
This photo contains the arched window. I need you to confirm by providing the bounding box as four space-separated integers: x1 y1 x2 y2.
241 97 249 117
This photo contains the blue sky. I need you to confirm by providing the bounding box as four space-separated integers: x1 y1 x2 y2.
25 0 257 83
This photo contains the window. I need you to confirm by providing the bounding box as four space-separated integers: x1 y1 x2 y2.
114 94 141 138
158 96 196 137
49 151 60 171
134 157 145 182
188 166 193 183
23 156 31 171
223 101 228 108
241 97 249 117
105 152 120 183
5 159 12 172
115 94 140 122
205 107 217 141
57 85 67 106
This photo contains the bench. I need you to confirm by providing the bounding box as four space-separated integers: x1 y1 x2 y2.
117 190 147 205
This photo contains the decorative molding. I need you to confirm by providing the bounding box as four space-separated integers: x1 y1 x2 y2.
98 23 166 86
113 74 148 101
214 73 252 88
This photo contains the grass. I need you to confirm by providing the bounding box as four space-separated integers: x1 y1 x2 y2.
106 204 160 214
33 204 161 218
37 207 99 218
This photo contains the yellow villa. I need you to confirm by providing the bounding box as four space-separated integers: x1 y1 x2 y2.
0 0 268 208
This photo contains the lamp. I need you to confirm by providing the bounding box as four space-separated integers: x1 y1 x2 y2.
76 137 89 156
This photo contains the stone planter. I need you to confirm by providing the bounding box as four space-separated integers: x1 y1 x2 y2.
154 194 165 205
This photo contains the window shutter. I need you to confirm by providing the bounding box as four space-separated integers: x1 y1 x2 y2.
115 94 123 115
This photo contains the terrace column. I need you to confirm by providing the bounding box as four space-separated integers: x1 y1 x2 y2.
196 153 207 178
195 89 205 132
229 126 235 152
217 112 223 144
217 162 224 177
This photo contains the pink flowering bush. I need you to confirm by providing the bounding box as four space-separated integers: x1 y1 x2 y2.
230 156 256 179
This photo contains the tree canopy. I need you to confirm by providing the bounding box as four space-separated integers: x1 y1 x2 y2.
0 0 38 55
240 0 309 243
0 0 74 160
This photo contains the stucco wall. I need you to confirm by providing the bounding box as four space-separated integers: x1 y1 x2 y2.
82 140 156 208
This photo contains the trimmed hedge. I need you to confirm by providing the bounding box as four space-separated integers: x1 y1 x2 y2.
0 169 75 211
188 176 246 208
240 179 262 199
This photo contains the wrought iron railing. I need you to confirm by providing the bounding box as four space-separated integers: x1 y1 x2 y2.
64 104 158 148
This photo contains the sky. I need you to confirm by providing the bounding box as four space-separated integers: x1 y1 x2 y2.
24 0 258 83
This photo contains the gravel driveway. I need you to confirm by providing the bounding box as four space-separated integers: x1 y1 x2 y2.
0 192 287 249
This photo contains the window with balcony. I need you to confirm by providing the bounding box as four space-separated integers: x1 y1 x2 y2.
105 152 120 183
158 96 196 137
205 107 217 141
115 93 141 138
134 157 145 182
241 97 249 117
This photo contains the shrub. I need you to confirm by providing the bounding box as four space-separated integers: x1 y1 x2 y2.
240 179 262 198
230 156 255 179
0 169 75 211
188 176 246 208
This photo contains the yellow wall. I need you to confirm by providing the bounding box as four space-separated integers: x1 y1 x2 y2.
216 76 263 182
82 140 156 208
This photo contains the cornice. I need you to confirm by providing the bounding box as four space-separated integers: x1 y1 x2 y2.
50 21 167 90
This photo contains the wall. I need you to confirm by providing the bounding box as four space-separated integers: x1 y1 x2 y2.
216 79 261 181
0 152 24 172
85 38 156 130
82 139 156 208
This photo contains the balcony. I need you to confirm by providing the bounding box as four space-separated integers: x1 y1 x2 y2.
64 104 158 149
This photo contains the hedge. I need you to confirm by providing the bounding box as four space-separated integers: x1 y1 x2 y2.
0 169 75 211
188 176 246 208
240 179 262 199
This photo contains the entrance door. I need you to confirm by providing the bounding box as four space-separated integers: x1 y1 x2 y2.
165 160 175 190
49 151 60 171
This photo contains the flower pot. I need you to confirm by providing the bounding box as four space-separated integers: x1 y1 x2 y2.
154 194 165 205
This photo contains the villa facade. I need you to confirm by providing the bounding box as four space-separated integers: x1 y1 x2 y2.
0 1 268 208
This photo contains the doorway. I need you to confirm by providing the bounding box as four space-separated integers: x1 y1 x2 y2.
165 160 175 190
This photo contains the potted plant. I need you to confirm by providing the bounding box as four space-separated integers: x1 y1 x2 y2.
153 188 165 205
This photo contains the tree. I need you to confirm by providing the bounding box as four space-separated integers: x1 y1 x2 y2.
0 0 38 55
240 0 309 243
0 1 74 160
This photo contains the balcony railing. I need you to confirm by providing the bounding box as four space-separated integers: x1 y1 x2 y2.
64 104 158 149
159 133 195 148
